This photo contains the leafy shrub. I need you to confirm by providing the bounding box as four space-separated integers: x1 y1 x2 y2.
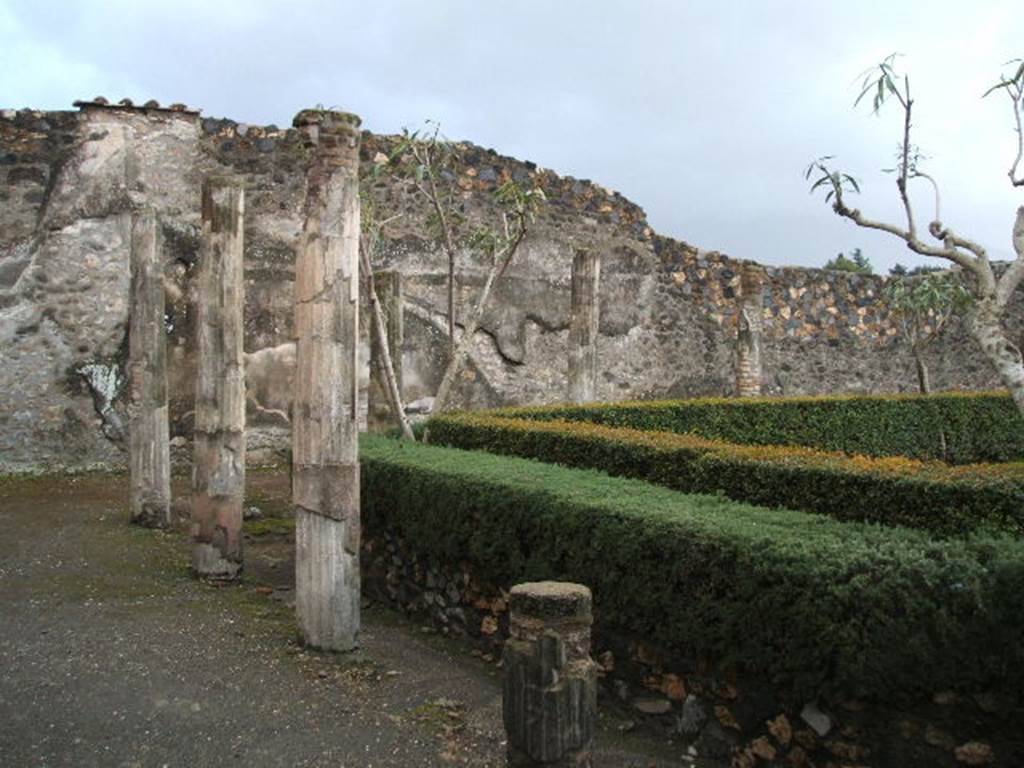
426 413 1024 537
493 391 1024 464
360 435 1024 703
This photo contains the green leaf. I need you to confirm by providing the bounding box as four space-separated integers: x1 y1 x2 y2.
809 176 830 193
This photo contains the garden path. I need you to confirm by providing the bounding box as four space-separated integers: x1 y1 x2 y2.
0 472 688 768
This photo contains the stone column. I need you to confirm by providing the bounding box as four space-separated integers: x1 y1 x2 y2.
367 270 403 424
128 209 171 528
291 109 362 651
736 262 764 397
503 582 597 767
191 177 246 579
567 250 600 404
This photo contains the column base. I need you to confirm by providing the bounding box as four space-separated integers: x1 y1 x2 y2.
295 507 360 651
192 542 242 580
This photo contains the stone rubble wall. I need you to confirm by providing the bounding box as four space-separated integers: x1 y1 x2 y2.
1 104 1020 471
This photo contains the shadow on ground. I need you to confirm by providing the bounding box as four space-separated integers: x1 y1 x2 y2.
0 471 689 767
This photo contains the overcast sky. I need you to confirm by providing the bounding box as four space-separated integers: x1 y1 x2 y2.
2 0 1020 271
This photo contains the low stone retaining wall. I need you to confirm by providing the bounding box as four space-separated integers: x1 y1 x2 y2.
362 528 1018 768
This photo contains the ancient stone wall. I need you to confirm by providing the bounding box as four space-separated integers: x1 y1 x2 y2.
1 106 201 471
1 103 1020 471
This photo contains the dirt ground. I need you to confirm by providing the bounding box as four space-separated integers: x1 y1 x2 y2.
0 471 688 767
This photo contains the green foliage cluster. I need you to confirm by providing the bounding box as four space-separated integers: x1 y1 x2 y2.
426 413 1024 537
492 391 1024 464
359 435 1024 703
885 273 972 341
824 247 873 274
889 263 942 277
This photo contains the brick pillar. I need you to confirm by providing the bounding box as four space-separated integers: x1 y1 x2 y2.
128 209 171 528
191 177 246 579
736 262 764 397
367 270 403 425
567 250 600 404
291 109 362 651
503 582 597 767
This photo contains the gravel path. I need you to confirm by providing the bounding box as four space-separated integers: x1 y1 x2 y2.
0 473 682 768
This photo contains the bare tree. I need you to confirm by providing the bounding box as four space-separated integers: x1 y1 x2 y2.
377 125 545 418
360 204 415 441
377 122 464 356
429 180 544 415
806 55 1024 413
885 271 972 394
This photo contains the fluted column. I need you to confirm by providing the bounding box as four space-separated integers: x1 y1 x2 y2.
192 177 246 579
291 109 363 651
567 250 600 404
128 209 171 528
737 262 764 397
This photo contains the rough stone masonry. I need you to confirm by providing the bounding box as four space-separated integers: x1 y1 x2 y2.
1 100 1022 471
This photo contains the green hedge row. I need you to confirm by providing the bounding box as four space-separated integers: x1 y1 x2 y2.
494 391 1024 464
359 435 1024 703
426 414 1024 537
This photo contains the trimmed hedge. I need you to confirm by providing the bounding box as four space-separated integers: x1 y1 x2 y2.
494 391 1024 464
426 413 1024 537
359 435 1024 703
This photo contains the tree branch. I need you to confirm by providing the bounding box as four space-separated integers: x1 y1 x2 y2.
495 220 527 282
427 221 530 419
1008 87 1024 186
360 228 416 441
995 207 1024 308
926 220 988 261
832 186 976 270
410 142 459 349
425 170 458 261
896 78 919 240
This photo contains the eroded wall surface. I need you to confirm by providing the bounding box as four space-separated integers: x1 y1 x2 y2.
1 104 1018 471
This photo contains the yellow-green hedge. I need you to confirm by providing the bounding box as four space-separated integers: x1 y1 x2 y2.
493 391 1024 464
426 413 1024 537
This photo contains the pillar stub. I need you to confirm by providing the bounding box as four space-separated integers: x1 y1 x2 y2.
504 581 597 767
510 581 592 624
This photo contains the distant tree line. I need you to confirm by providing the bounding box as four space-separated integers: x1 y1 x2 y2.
823 247 942 277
